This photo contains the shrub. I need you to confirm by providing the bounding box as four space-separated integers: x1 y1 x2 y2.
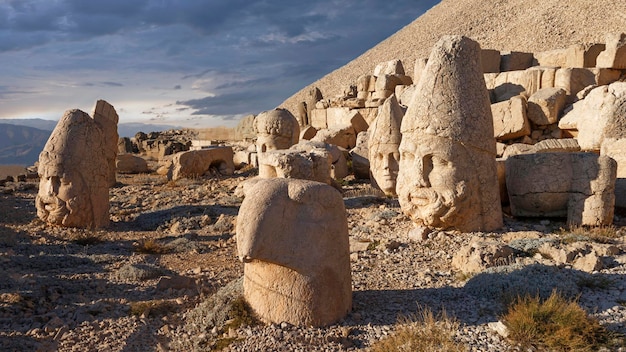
502 290 620 351
370 307 465 352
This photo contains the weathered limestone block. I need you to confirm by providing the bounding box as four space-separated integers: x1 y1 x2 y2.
452 238 515 274
534 43 606 68
398 35 503 232
326 108 368 134
116 154 148 174
374 59 405 76
501 139 581 159
602 139 626 208
299 125 317 140
559 82 626 151
92 100 119 187
356 107 379 126
491 95 530 141
368 95 403 196
500 51 534 71
236 178 351 327
349 131 370 180
257 148 332 185
36 109 110 228
292 141 348 181
554 68 621 103
506 152 617 226
485 69 543 102
527 87 567 125
481 49 501 73
597 33 626 69
311 125 356 150
310 108 328 130
254 108 300 153
168 147 234 181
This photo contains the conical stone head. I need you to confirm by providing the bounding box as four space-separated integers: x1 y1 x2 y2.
368 94 403 196
397 35 502 232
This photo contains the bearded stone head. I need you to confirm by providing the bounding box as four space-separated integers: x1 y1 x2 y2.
36 109 110 228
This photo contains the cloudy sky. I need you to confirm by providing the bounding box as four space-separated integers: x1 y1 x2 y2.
0 0 437 128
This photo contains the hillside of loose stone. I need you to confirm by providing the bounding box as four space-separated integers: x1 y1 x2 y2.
279 0 626 113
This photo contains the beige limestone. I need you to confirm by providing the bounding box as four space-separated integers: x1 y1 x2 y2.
491 95 531 141
534 43 606 68
368 95 403 196
559 82 626 151
91 100 119 187
311 125 356 150
597 33 626 69
374 59 405 76
485 68 543 102
413 58 428 86
37 109 110 228
116 154 148 174
397 35 502 232
506 152 616 226
310 108 328 130
236 178 351 327
254 108 300 153
257 148 332 185
526 87 567 125
452 239 515 274
349 131 370 180
299 125 318 140
326 108 369 134
292 141 348 181
168 147 234 181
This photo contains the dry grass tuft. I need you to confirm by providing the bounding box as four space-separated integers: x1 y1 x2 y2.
134 239 168 254
558 225 622 244
370 307 465 352
70 230 105 246
129 299 176 317
502 290 622 351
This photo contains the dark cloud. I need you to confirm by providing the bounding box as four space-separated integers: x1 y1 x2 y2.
0 0 439 124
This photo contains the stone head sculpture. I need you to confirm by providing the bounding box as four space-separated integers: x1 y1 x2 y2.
368 94 403 196
36 109 110 228
397 35 503 232
254 108 300 153
236 178 351 326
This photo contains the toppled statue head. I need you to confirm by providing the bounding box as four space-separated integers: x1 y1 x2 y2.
254 108 299 153
36 109 110 228
397 35 502 232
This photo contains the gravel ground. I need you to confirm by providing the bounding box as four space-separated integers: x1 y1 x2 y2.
1 170 626 351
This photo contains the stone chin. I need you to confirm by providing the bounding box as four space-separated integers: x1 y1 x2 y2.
399 181 469 229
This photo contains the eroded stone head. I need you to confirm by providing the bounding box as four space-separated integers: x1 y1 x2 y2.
397 35 502 232
254 108 300 153
36 109 109 228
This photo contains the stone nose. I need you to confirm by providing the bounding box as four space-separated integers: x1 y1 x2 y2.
415 157 431 187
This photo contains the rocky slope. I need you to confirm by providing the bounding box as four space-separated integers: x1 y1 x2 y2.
279 0 626 113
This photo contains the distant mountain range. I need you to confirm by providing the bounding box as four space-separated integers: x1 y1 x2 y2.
0 119 183 166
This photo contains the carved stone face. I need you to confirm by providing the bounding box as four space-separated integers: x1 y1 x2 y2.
396 134 476 229
36 168 89 227
370 143 400 196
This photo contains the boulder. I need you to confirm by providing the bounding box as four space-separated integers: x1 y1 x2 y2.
526 87 567 125
491 95 531 140
116 154 149 174
168 147 234 181
597 33 626 69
